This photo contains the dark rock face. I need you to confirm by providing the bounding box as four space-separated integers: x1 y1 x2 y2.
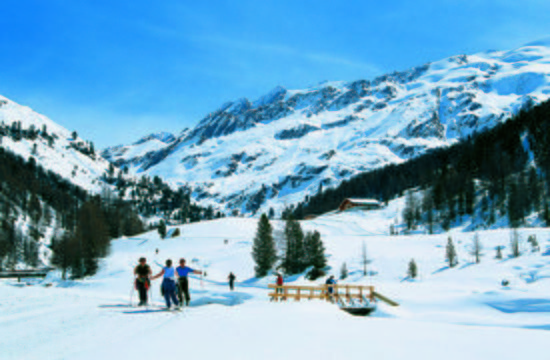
400 112 445 140
275 124 320 140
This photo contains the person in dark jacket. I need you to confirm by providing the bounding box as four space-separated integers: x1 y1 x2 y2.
326 275 337 297
175 258 202 306
134 257 152 306
228 272 236 291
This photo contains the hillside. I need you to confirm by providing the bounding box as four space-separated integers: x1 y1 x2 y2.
0 95 111 192
103 40 550 215
293 97 550 234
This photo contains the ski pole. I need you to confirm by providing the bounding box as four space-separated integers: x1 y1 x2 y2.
130 279 135 306
148 279 153 309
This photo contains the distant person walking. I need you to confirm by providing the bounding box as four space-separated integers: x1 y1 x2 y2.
325 275 337 296
228 272 236 291
151 259 180 309
276 273 284 293
176 258 203 306
134 257 151 306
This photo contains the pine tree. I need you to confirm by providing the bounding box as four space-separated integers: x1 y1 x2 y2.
510 229 521 258
74 198 110 277
528 235 539 252
422 190 435 234
24 237 40 268
407 259 418 279
469 233 483 264
304 230 327 270
340 262 348 280
158 220 167 239
465 177 476 216
528 167 541 213
51 231 72 280
495 245 504 260
403 191 417 231
251 213 277 277
281 216 305 274
445 236 458 268
360 241 371 276
0 219 16 270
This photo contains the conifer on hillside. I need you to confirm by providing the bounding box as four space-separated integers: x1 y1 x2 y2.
446 236 458 268
158 220 167 239
304 230 327 271
252 213 277 277
281 216 305 274
407 259 418 279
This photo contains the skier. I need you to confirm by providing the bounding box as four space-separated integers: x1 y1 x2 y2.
151 259 180 309
325 275 337 296
228 272 236 291
176 258 202 306
134 257 152 306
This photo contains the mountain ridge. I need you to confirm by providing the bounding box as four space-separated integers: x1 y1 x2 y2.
102 40 550 215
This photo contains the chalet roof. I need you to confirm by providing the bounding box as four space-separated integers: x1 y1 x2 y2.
344 198 381 205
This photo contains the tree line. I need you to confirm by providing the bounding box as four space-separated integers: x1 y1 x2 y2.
0 145 144 278
103 164 222 225
292 99 550 231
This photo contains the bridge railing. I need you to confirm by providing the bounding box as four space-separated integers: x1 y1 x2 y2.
0 268 53 282
268 283 399 306
268 283 375 302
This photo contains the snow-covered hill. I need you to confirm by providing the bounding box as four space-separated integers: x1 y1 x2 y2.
102 40 550 215
0 95 110 192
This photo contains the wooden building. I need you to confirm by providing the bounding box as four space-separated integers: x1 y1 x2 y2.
338 198 382 212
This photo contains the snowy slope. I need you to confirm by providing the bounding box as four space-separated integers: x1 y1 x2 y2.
3 196 550 359
0 95 110 192
103 40 550 215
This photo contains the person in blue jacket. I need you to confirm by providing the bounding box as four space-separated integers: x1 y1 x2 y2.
326 275 337 297
151 259 180 309
176 258 203 306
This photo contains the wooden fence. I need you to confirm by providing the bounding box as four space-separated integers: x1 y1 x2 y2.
268 284 399 306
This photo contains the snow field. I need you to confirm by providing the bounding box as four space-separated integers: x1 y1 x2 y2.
2 208 550 359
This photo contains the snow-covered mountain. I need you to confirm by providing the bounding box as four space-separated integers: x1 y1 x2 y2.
0 95 110 191
102 39 550 215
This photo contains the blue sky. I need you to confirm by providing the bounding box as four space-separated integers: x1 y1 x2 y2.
1 0 550 148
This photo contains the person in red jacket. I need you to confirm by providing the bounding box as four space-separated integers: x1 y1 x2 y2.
276 273 284 294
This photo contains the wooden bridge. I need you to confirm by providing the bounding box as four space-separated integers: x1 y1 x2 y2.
268 284 399 307
0 268 53 282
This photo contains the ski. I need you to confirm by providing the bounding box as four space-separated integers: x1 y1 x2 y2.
122 305 184 314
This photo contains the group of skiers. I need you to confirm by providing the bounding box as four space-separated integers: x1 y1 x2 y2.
134 257 203 309
134 257 238 309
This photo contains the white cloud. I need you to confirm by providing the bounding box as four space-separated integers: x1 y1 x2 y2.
193 35 382 75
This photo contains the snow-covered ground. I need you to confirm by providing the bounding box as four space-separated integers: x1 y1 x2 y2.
2 206 550 359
